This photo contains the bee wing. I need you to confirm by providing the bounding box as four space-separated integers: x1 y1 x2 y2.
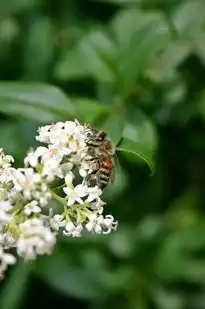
110 167 115 184
110 153 121 184
113 153 120 168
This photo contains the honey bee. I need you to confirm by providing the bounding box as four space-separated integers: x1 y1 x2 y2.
84 128 116 189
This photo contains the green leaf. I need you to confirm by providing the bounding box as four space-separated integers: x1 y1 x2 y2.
0 121 30 161
37 252 104 300
95 0 140 3
192 30 205 65
116 137 155 173
72 98 109 124
54 29 116 82
0 260 30 309
147 42 192 82
172 0 205 36
153 287 185 309
197 91 205 121
113 9 170 88
101 111 125 145
23 17 54 80
123 108 157 157
0 82 75 122
0 0 37 17
112 8 169 46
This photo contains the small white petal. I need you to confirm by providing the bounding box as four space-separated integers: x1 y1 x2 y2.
67 198 75 206
94 225 103 234
3 253 16 265
85 222 95 232
65 174 73 186
65 222 75 232
75 198 84 204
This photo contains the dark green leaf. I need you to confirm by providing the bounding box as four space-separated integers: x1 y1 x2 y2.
0 0 37 16
153 287 185 309
0 260 30 309
197 91 205 121
101 111 125 145
72 98 109 124
95 0 140 3
23 17 54 80
116 137 155 173
0 82 75 122
147 42 192 82
172 0 205 36
192 30 205 65
37 252 104 300
113 9 170 88
112 8 162 45
123 108 157 153
54 30 116 82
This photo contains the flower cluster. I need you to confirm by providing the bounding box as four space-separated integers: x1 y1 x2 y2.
0 120 118 278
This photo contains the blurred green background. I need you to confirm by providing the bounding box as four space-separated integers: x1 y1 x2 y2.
1 0 205 308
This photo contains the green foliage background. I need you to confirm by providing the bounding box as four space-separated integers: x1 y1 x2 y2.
1 0 205 308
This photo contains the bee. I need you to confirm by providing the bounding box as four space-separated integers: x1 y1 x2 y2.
84 128 116 189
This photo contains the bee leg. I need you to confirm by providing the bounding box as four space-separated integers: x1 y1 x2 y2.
84 169 98 183
84 160 100 184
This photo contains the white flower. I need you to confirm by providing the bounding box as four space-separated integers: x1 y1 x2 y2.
0 120 118 276
50 215 65 231
64 121 78 134
65 173 74 186
70 153 87 165
24 146 48 167
0 200 13 223
0 233 16 249
102 215 118 234
86 186 102 202
41 156 63 180
63 184 87 206
63 222 83 237
17 218 56 260
12 168 41 199
36 124 54 143
85 214 103 234
60 162 73 177
0 246 16 277
24 201 41 216
0 167 14 184
0 149 14 169
32 183 51 207
85 213 118 234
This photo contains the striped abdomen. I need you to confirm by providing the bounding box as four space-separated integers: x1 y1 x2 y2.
97 159 113 188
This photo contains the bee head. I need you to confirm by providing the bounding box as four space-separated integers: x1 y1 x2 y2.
96 131 106 141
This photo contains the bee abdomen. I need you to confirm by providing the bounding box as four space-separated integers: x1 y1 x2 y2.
98 178 109 188
98 171 111 187
99 173 110 180
100 167 110 175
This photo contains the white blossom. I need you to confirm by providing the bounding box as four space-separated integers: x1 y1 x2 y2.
0 119 118 278
0 233 16 249
0 247 16 277
86 186 102 202
50 214 65 231
0 149 14 169
32 183 51 207
24 201 41 216
12 168 41 199
64 184 88 206
63 222 83 237
16 218 56 260
85 213 118 234
0 200 13 224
